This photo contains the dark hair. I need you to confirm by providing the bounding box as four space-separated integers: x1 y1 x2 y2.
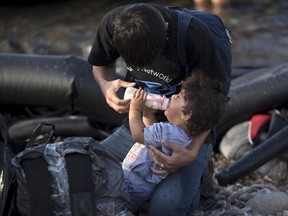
182 71 229 136
113 4 166 67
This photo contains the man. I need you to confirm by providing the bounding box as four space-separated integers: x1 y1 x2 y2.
88 3 231 215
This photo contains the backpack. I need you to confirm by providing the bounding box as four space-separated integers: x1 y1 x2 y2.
2 121 131 216
170 6 232 94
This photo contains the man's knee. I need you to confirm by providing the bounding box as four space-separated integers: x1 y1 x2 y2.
148 195 178 216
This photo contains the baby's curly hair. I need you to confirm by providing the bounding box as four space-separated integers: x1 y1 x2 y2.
181 71 229 136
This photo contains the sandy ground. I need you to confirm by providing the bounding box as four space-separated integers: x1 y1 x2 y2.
0 0 288 67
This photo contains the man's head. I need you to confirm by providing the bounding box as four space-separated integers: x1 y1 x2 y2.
181 71 229 136
113 4 167 68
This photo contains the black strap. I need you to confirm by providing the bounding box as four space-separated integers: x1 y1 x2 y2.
26 122 55 148
176 9 232 94
176 10 192 77
19 122 55 215
65 153 96 216
22 157 53 216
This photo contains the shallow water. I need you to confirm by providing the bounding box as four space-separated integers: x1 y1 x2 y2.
0 0 287 68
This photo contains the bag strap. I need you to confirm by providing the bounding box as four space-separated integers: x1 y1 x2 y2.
22 157 53 216
65 153 96 216
176 9 192 77
26 122 55 148
20 122 55 215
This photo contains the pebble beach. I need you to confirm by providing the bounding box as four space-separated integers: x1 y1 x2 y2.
1 0 288 215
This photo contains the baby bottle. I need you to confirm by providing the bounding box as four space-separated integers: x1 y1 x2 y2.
124 87 170 110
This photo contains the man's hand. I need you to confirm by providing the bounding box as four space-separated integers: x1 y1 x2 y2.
92 65 135 114
103 79 135 113
150 140 199 173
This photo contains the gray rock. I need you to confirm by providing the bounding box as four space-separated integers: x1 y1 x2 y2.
245 191 288 215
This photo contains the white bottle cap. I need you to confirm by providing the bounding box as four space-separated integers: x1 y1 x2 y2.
123 87 137 100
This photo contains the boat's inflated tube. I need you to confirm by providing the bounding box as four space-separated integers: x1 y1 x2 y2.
8 116 112 140
217 63 288 137
0 53 124 126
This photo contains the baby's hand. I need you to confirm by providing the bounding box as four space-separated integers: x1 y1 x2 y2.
130 89 147 111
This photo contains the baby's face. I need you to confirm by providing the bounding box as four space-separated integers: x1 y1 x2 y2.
164 91 186 123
